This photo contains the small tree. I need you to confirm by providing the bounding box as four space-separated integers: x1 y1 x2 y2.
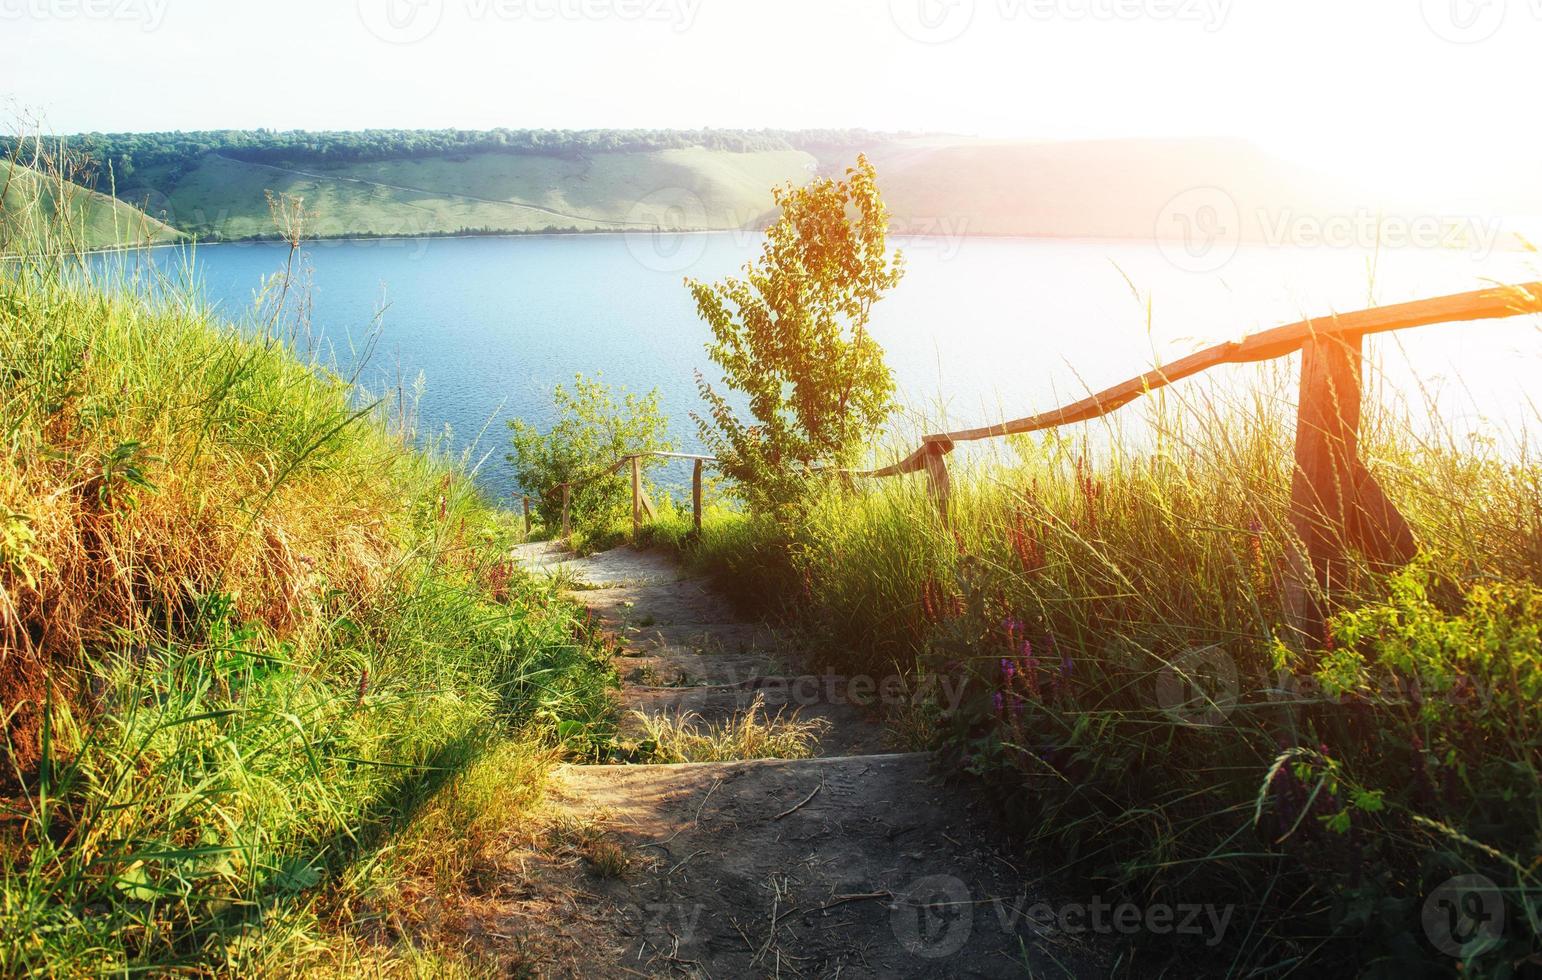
508 374 674 534
688 155 903 516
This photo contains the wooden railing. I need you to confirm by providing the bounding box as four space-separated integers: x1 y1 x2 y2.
524 451 718 540
854 281 1542 632
524 282 1542 631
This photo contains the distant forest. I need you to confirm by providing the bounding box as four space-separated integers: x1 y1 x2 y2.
3 128 900 195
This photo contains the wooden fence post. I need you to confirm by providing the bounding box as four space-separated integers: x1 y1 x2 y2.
1288 331 1417 643
560 484 571 540
521 495 531 537
630 455 643 542
692 458 703 534
922 439 953 525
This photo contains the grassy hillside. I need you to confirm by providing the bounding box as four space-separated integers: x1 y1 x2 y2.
47 127 1526 247
135 147 817 240
0 206 613 973
1 159 181 252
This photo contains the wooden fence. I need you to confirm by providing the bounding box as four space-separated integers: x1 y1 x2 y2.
530 282 1542 627
526 450 718 540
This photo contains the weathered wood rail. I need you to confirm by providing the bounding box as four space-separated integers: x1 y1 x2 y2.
525 451 718 540
527 282 1542 634
858 282 1542 633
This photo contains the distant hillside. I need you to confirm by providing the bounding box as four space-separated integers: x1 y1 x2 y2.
32 129 1530 246
866 137 1493 241
1 159 181 252
35 128 879 241
129 147 820 240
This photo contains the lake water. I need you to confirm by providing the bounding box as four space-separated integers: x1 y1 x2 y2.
104 233 1542 500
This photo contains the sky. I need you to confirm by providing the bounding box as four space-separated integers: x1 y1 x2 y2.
3 0 1540 192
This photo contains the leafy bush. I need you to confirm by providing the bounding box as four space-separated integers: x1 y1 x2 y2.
507 373 674 538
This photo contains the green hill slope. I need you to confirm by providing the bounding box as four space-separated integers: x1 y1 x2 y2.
141 147 818 240
1 159 181 251
42 128 1512 246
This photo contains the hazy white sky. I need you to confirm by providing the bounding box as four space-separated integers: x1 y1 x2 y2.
4 0 1540 188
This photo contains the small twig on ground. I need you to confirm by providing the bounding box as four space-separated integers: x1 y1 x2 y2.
772 781 823 821
695 779 722 826
815 891 893 913
667 849 707 876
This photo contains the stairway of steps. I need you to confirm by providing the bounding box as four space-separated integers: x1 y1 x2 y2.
510 541 1103 978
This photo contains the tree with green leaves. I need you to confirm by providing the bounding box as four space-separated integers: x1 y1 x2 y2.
508 374 674 534
687 155 904 516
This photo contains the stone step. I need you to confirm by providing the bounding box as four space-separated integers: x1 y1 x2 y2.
537 753 1102 978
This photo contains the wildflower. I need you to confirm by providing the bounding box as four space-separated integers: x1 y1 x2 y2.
1000 658 1016 683
1003 616 1024 650
992 691 1005 715
1008 507 1045 571
1022 640 1041 698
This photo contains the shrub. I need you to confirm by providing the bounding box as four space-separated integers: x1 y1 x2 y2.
507 373 674 538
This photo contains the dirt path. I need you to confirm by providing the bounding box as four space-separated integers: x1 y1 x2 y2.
504 542 1103 978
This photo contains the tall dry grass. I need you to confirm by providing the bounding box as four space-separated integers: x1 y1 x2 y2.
0 151 614 975
654 355 1542 973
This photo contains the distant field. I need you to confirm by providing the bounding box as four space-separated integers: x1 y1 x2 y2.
40 129 1519 247
1 160 181 251
137 148 819 240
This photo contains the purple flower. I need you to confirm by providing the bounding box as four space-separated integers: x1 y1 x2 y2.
992 692 1005 715
1000 658 1016 682
1061 656 1073 677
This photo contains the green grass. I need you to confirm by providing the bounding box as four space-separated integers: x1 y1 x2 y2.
0 188 615 975
2 159 181 252
138 148 817 241
645 365 1542 974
